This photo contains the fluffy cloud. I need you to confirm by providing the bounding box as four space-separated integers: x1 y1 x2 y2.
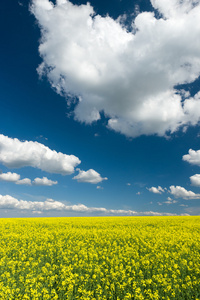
183 149 200 166
0 171 58 186
147 186 164 194
0 134 80 175
0 172 31 185
15 178 32 185
0 194 177 216
190 174 200 186
0 172 20 182
33 177 58 186
31 0 200 138
169 185 200 200
73 168 108 184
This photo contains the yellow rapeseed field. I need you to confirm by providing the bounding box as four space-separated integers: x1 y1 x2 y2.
0 216 199 300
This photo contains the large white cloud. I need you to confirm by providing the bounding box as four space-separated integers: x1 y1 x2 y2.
0 134 80 175
169 185 200 199
73 168 108 184
31 0 200 137
183 149 200 166
0 194 176 215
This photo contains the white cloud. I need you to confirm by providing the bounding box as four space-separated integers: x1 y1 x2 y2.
0 171 57 186
0 194 177 216
16 178 32 185
147 186 165 194
183 149 200 166
0 172 31 185
190 174 200 186
96 185 103 189
169 185 200 200
31 0 200 138
162 196 178 204
0 134 80 175
0 172 20 182
163 199 178 204
33 177 58 186
73 168 108 184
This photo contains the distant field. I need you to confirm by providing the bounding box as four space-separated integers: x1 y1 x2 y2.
0 216 199 299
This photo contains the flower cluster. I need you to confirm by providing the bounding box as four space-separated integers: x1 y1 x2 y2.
0 216 199 299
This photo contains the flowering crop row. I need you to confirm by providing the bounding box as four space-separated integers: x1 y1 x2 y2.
0 216 199 299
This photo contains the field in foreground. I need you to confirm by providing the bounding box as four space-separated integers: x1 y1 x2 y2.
0 216 199 300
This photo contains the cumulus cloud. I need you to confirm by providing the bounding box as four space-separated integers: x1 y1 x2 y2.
190 174 200 186
0 134 80 175
183 149 200 166
31 0 200 138
0 172 20 182
0 171 57 186
147 186 165 194
33 177 58 186
169 185 200 200
0 194 177 216
0 172 31 185
16 178 32 185
73 168 108 184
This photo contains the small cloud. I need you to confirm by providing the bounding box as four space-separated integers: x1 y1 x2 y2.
94 133 99 137
180 213 190 216
190 174 200 186
183 149 200 167
127 183 131 186
96 186 103 189
73 168 108 184
46 198 55 202
147 186 165 194
0 172 32 185
157 202 163 206
0 172 20 182
33 177 58 186
163 200 178 204
136 192 141 195
16 178 32 185
180 204 188 207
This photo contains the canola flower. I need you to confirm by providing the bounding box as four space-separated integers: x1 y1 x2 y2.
0 216 199 299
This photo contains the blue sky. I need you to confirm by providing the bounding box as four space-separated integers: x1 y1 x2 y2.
1 0 200 217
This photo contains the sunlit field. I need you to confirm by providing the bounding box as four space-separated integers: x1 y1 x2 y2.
0 216 199 300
